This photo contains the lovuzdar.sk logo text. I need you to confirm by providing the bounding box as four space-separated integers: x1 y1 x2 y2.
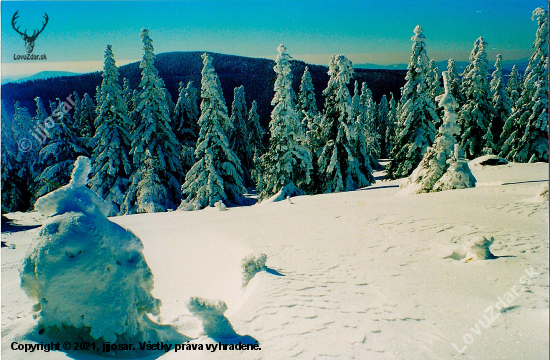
12 10 48 60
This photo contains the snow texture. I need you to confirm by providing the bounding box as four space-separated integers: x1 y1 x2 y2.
2 160 548 360
21 156 174 344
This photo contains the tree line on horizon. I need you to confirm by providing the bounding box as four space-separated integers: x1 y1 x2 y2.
1 7 547 214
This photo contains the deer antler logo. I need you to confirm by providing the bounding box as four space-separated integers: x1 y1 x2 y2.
11 11 49 54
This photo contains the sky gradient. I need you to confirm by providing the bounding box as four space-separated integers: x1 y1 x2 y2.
1 0 548 77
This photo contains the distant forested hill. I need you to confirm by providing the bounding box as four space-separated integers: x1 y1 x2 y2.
1 51 406 126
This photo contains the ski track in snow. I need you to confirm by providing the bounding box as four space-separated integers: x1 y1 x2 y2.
1 162 548 359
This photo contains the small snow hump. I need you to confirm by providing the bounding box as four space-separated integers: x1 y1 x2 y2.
464 236 496 262
215 200 227 211
34 156 111 217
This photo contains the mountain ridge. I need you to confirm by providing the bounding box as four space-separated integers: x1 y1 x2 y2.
1 51 407 126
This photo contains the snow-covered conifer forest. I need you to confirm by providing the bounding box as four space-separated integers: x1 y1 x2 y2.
1 6 548 360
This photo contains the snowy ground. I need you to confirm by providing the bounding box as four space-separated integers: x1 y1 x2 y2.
2 161 548 359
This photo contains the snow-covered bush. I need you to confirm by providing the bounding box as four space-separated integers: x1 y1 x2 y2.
433 144 477 191
241 253 267 287
464 236 495 261
536 183 548 201
261 182 305 203
469 154 509 167
445 235 496 262
21 156 172 344
187 297 238 340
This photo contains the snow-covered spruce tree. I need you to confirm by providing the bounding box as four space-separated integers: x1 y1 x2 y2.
351 81 361 120
428 59 444 127
74 93 96 139
72 92 81 127
173 81 200 140
377 95 389 158
173 81 200 174
247 100 265 185
34 99 88 201
11 102 36 186
506 65 522 108
500 7 548 163
458 37 495 157
297 66 318 128
88 45 133 215
489 54 512 143
135 149 169 213
11 101 34 147
316 55 373 193
247 100 265 156
121 29 183 214
428 59 444 99
446 59 466 107
257 44 312 199
356 82 380 169
122 78 135 115
386 25 438 180
1 105 23 212
399 71 474 194
230 85 253 186
384 93 398 157
179 53 246 210
94 86 101 113
163 88 176 120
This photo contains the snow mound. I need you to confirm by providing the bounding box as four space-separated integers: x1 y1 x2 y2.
241 253 267 287
215 200 227 211
20 157 182 344
187 297 237 340
433 146 477 191
536 183 549 201
262 182 305 203
446 236 496 262
34 156 111 217
464 236 496 261
469 154 509 167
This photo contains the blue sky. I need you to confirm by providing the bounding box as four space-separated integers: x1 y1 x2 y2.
1 0 547 77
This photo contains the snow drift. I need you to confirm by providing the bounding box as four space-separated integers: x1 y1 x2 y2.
20 156 185 345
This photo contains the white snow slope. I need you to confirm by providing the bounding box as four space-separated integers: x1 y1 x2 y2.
2 161 548 359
